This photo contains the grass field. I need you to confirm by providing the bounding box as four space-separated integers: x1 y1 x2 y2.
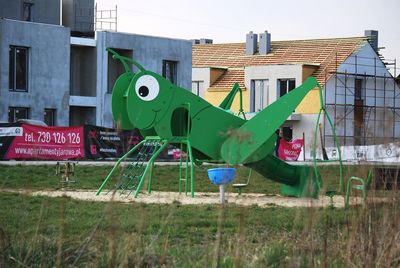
0 163 399 267
0 162 368 193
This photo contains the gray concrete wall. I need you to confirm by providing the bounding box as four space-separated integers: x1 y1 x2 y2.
0 0 61 25
0 19 70 125
96 31 192 127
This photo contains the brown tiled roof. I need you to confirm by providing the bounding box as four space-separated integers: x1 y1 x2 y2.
210 68 245 90
193 37 368 87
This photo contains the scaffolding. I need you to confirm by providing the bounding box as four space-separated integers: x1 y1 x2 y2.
95 3 117 32
323 53 400 147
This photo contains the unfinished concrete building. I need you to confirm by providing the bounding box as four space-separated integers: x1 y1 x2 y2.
0 0 192 127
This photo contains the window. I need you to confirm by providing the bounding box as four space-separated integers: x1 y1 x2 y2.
8 107 30 123
355 78 364 100
162 60 177 84
354 78 364 145
9 46 29 91
281 125 293 141
44 109 56 126
70 46 97 96
22 2 34 21
69 106 96 126
192 81 204 97
278 79 295 97
250 79 269 112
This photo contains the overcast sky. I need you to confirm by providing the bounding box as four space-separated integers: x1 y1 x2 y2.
96 0 399 75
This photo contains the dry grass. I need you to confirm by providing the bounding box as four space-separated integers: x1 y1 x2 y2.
0 185 399 267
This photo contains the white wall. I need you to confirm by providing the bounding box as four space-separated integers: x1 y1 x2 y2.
315 142 400 163
292 114 320 160
245 64 303 110
193 64 303 110
192 67 210 97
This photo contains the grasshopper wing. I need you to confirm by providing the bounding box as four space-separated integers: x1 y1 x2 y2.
221 77 319 164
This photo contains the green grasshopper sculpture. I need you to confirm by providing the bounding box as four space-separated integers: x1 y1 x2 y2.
98 48 322 198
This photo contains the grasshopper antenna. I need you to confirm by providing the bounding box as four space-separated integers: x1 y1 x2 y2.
106 48 146 73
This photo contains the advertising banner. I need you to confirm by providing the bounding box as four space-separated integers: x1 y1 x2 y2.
278 139 304 161
0 123 22 159
84 125 142 159
0 123 164 160
5 124 84 160
168 148 187 160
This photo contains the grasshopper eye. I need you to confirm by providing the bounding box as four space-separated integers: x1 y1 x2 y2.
135 75 160 101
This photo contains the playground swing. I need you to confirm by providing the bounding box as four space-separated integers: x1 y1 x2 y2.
232 168 252 195
345 168 374 208
56 161 76 188
219 83 251 195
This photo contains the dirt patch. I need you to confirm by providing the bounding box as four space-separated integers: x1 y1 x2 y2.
1 189 370 208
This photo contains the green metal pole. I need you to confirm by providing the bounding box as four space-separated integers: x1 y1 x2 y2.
179 142 183 194
186 102 191 138
313 109 323 191
317 83 343 192
186 140 195 197
323 108 343 192
185 102 193 196
96 139 147 195
185 142 189 195
314 84 343 193
147 158 156 193
238 85 246 120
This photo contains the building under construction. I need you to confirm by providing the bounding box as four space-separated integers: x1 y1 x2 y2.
324 52 399 148
0 0 192 127
193 30 400 160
